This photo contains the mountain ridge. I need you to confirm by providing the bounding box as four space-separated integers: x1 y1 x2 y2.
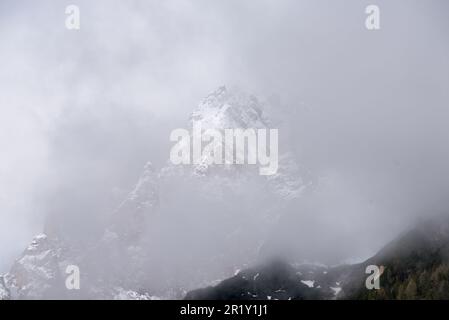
185 215 449 300
0 86 308 299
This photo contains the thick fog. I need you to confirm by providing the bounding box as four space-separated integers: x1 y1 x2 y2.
1 0 448 276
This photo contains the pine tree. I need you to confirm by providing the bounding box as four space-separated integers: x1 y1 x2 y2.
404 278 417 299
437 281 449 299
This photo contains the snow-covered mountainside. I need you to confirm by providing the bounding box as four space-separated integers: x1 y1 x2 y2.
0 275 9 300
163 86 311 199
0 86 310 300
191 86 269 130
2 234 69 299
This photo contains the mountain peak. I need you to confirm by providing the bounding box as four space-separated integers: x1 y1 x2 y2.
190 86 269 130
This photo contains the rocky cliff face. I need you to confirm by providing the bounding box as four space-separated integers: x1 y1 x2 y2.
162 86 310 199
2 234 68 299
0 275 9 300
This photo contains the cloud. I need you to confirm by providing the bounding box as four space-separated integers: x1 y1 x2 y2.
0 0 448 273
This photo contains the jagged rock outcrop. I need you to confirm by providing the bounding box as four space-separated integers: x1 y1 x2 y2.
165 86 310 199
2 234 69 299
0 275 9 300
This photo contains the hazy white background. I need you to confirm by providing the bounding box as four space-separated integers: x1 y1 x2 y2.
1 0 448 271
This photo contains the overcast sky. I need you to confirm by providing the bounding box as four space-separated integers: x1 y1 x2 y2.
0 0 448 272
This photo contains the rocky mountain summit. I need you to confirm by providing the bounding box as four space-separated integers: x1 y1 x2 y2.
0 86 309 299
2 87 449 300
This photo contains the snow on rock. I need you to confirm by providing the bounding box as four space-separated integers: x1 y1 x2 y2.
330 287 342 296
163 86 310 202
113 287 160 300
300 280 315 288
2 86 314 300
191 86 269 130
0 275 10 300
4 234 66 299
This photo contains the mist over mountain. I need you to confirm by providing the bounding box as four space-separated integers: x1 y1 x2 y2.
186 215 449 300
0 0 448 300
0 87 311 299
